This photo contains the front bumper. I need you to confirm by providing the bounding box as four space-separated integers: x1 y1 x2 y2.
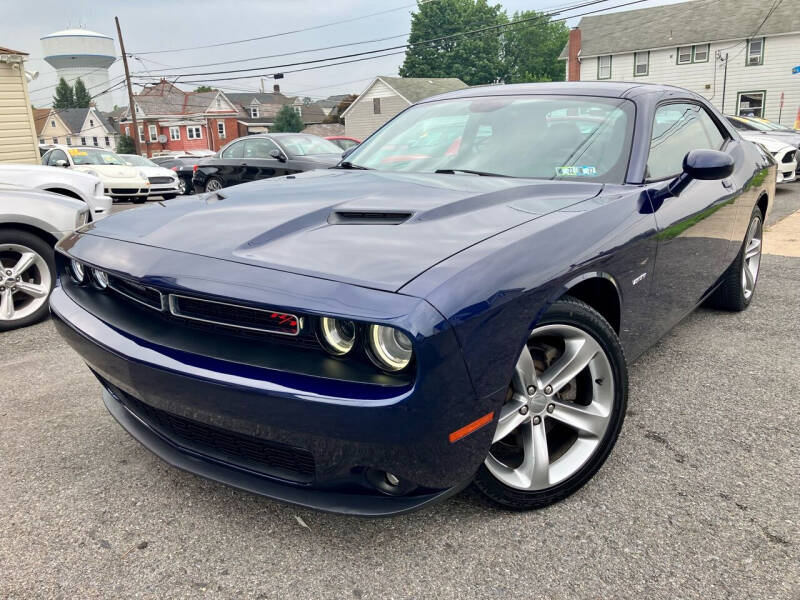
147 180 181 196
49 238 499 515
773 150 797 184
90 193 113 220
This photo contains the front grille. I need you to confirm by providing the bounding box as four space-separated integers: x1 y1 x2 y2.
107 275 164 310
169 294 300 336
148 176 174 184
108 383 316 480
783 151 796 164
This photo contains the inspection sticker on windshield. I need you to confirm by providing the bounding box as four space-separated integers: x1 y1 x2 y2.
68 149 88 157
556 166 597 177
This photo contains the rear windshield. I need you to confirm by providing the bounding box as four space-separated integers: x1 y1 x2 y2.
344 95 635 183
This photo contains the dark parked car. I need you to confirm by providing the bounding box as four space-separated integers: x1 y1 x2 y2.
52 82 773 516
192 134 342 193
150 156 201 195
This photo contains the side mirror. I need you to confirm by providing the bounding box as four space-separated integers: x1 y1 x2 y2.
269 149 287 162
55 159 69 168
683 149 734 180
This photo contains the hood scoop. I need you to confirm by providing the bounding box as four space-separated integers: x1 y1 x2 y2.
328 210 413 225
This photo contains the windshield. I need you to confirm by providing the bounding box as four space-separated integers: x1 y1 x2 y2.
69 148 126 166
122 154 157 167
344 95 635 182
277 135 342 156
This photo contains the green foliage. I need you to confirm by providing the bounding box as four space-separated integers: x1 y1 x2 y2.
194 85 214 92
400 0 507 86
52 78 75 109
117 134 136 154
323 94 357 124
502 10 569 83
73 78 92 108
271 105 304 133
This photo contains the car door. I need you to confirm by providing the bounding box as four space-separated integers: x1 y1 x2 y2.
214 140 247 187
239 137 288 184
46 149 70 169
645 102 738 329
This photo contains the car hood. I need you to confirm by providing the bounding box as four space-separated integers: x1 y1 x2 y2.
73 165 142 179
83 169 602 291
136 165 178 178
739 132 795 153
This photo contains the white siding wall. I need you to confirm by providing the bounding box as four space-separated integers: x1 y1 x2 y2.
344 80 409 140
580 33 800 126
0 61 39 164
79 109 118 150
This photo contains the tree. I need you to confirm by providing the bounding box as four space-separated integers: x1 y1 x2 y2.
399 0 506 86
271 105 304 133
52 78 75 109
194 85 214 92
117 134 136 154
73 78 92 108
502 10 569 83
323 94 357 124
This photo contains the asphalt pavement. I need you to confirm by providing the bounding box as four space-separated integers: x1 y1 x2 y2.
1 194 798 599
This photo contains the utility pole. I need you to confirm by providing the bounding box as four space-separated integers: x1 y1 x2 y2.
115 17 141 156
720 52 729 115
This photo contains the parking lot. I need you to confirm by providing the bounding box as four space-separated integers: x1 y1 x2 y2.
2 191 799 599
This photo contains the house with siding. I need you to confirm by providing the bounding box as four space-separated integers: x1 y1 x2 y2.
118 80 240 156
227 86 327 136
0 47 40 164
560 0 800 126
36 107 118 150
341 77 467 140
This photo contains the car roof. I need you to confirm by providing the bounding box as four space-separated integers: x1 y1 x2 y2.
425 81 699 103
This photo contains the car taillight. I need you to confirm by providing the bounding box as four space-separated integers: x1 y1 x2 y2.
193 165 198 172
170 166 178 171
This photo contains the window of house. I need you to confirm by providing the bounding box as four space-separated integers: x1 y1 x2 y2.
294 106 302 117
187 126 202 140
373 98 381 114
217 122 226 138
52 137 59 144
66 137 72 146
138 126 145 143
169 126 180 140
215 98 221 108
81 137 87 145
634 51 649 76
737 91 766 118
51 120 55 128
124 126 130 136
693 44 710 62
39 138 44 144
647 103 727 180
89 119 94 127
249 106 259 118
104 136 110 146
149 125 158 142
746 38 764 66
677 46 692 64
597 55 612 79
92 136 98 146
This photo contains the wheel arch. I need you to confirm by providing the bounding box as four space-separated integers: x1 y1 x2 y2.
0 222 59 247
556 272 622 333
756 191 769 219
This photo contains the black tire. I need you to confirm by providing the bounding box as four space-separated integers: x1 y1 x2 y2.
473 296 628 510
204 178 223 193
161 194 177 200
131 196 147 204
706 204 763 312
0 228 56 332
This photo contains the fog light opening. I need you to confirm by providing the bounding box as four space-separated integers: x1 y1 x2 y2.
385 472 400 487
364 468 416 496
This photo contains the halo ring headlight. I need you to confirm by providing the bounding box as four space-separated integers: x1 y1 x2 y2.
91 268 109 290
368 325 413 372
319 317 356 355
69 259 86 284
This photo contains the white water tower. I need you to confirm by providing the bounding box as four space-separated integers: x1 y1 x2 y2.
41 28 116 112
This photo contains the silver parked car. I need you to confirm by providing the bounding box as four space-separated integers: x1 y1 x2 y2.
0 184 89 331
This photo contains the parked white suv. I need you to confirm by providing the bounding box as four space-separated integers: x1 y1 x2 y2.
41 146 151 203
119 154 181 199
0 164 112 220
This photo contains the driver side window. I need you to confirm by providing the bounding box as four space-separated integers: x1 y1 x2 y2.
243 138 280 158
647 103 727 181
47 150 68 166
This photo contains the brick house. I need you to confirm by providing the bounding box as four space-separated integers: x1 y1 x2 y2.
559 0 800 126
118 80 240 156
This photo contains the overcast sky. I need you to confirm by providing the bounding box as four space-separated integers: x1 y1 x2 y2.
9 0 684 108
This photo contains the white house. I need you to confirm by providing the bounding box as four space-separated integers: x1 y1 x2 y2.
341 77 467 140
560 0 800 126
38 107 119 150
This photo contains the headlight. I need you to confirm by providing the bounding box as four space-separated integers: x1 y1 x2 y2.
69 259 86 284
319 317 356 355
368 325 413 372
75 210 89 227
90 268 108 290
139 170 149 180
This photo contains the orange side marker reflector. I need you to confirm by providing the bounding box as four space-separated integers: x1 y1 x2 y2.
449 411 495 443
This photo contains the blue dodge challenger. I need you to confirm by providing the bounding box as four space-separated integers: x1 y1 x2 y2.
51 83 774 515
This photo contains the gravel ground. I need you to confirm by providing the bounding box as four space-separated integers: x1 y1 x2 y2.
1 251 798 599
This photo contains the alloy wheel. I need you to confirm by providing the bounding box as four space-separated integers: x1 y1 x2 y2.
178 179 187 194
0 244 52 324
205 179 222 192
485 324 614 491
741 215 762 300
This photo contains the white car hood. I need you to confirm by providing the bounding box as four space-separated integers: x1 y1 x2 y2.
73 164 141 179
739 132 794 153
136 165 178 178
